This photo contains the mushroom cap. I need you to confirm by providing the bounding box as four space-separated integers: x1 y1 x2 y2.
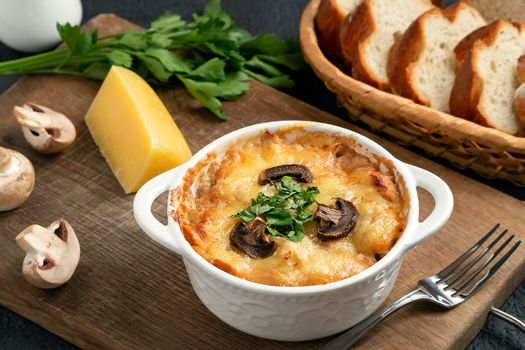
229 218 276 258
13 103 76 154
315 198 359 240
258 164 314 185
0 147 35 212
16 219 80 289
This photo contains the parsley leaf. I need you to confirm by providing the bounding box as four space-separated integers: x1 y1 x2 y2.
204 0 222 17
106 50 133 68
117 30 147 50
189 57 226 80
245 56 284 77
232 176 319 242
57 23 98 54
150 33 173 48
82 62 111 80
240 34 290 55
144 48 192 73
150 12 186 32
137 54 171 82
242 68 295 89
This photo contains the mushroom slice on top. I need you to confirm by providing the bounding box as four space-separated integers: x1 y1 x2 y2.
16 219 80 289
315 198 359 240
258 164 313 185
229 218 276 258
0 147 35 212
13 103 76 154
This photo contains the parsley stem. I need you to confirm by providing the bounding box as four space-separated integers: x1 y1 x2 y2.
166 30 192 38
24 69 86 76
0 50 68 71
0 52 109 75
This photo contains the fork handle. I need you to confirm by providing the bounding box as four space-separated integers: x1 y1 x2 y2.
490 307 525 332
321 288 429 350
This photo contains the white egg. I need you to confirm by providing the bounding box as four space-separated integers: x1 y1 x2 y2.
0 0 82 53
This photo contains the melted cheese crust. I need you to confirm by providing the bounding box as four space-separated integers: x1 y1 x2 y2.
173 128 408 286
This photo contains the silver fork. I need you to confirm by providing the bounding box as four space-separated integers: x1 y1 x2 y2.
321 224 522 350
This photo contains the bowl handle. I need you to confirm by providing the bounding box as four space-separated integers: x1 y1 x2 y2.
404 163 454 251
133 168 183 255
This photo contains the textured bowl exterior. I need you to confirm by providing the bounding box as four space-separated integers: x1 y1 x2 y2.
164 121 420 340
184 256 402 341
134 121 452 341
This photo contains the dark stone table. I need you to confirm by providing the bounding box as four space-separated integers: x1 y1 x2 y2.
0 1 523 349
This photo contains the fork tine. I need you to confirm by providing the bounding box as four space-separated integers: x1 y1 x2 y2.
459 240 521 298
436 224 500 279
443 229 507 286
452 235 515 293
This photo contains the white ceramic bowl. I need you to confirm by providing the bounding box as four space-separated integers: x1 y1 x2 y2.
133 121 453 341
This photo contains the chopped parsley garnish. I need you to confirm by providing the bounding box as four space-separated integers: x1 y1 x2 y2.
232 176 319 242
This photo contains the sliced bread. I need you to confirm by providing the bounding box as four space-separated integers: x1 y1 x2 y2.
388 2 486 112
315 0 362 60
517 54 525 83
515 83 525 129
515 55 525 129
340 0 434 91
449 20 525 134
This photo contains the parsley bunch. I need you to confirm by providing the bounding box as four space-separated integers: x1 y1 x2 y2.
233 176 319 242
0 0 303 120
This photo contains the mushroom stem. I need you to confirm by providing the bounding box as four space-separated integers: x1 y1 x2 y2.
17 225 64 265
15 219 80 289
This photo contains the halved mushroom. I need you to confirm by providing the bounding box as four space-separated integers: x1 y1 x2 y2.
229 218 276 258
258 164 313 185
315 198 359 240
0 147 35 212
16 219 80 289
13 103 76 154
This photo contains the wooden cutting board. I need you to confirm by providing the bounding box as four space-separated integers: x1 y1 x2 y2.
0 14 524 350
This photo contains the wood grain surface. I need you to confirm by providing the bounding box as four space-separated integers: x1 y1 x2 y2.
0 14 524 350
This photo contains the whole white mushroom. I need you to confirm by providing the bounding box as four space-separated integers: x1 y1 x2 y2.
0 146 35 211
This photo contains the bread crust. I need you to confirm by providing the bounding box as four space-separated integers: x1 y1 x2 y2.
387 8 430 104
340 0 390 90
450 20 525 130
515 83 525 129
449 46 484 121
388 3 482 107
517 54 525 84
342 0 434 91
454 20 504 64
315 0 349 60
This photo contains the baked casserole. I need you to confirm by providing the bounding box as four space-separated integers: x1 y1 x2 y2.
173 127 409 286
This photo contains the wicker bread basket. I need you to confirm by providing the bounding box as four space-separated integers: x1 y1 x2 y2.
299 0 525 185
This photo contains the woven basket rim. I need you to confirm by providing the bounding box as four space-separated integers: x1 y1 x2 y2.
299 0 525 152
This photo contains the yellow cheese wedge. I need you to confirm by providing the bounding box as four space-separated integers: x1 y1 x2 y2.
85 66 192 193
